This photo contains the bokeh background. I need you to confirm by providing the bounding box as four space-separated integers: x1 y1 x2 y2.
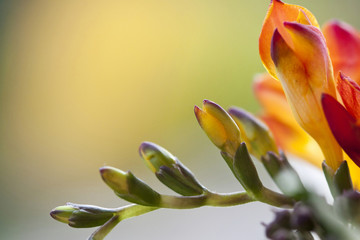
0 0 359 239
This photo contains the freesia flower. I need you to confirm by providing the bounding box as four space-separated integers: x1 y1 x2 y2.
259 0 342 170
257 0 360 185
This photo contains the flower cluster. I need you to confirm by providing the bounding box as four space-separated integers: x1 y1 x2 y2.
50 1 360 239
256 0 360 187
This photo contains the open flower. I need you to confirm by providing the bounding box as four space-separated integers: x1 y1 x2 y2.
257 0 360 184
259 0 342 170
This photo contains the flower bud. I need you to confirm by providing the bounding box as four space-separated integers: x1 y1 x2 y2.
194 99 241 157
50 205 75 224
259 0 319 79
228 107 278 159
139 142 205 196
50 203 114 228
139 141 176 173
100 167 161 206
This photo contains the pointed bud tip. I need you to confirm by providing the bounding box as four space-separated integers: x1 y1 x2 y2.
139 141 156 155
50 205 75 224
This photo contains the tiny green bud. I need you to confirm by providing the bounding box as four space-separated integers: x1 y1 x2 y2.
100 167 161 206
50 203 114 228
139 142 205 196
229 107 278 159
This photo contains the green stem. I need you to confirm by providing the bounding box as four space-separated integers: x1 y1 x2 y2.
88 215 120 240
257 187 295 208
160 191 254 209
89 205 158 240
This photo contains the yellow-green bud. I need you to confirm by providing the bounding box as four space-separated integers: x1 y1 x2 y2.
139 142 176 173
139 142 205 196
100 167 161 206
50 203 114 228
50 205 75 224
228 107 278 159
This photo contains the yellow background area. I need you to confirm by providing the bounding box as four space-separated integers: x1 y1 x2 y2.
0 0 359 239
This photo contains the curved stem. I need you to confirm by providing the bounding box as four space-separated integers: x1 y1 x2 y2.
257 187 295 208
160 191 254 209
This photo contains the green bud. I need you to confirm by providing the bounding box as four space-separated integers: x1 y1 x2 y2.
139 142 205 196
100 167 161 206
232 143 263 196
139 142 176 173
50 205 75 224
228 107 278 159
50 203 114 228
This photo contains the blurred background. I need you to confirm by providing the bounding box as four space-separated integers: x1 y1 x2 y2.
0 0 359 239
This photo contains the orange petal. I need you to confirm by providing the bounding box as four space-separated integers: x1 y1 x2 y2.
337 72 360 119
253 73 294 126
261 115 323 167
259 0 319 79
271 27 342 170
253 73 323 166
323 20 360 84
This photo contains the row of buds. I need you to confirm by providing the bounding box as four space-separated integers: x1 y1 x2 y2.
194 100 297 206
194 99 278 161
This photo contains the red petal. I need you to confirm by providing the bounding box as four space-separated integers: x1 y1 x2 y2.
323 20 360 84
337 72 360 119
322 93 360 167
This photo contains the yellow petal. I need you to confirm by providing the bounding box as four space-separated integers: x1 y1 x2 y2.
194 105 227 149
